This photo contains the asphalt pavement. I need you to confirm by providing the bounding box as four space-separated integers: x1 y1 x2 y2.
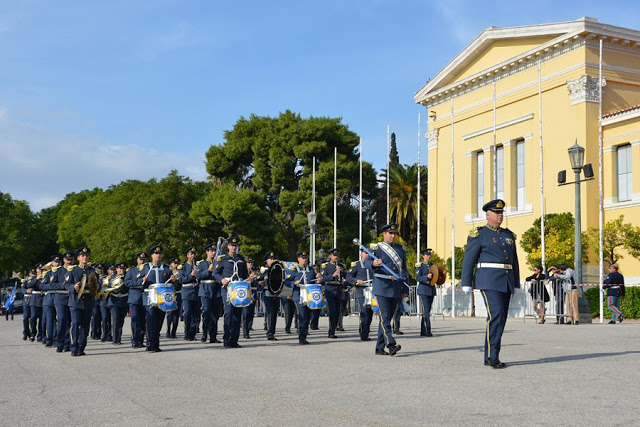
1 313 638 426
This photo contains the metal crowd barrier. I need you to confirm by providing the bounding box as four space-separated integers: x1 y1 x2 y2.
522 279 575 324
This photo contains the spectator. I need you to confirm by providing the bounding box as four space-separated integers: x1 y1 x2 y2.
603 264 625 324
556 264 579 325
547 266 564 324
526 266 549 324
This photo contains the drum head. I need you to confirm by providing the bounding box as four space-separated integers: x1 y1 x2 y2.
267 263 284 295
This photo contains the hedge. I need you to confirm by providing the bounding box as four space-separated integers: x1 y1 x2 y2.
584 286 640 319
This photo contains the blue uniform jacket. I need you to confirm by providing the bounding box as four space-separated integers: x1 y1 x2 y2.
107 274 129 308
65 265 97 310
24 277 43 307
321 262 347 297
364 243 409 299
415 263 437 297
346 261 374 299
125 265 147 305
286 264 316 299
196 259 221 299
140 263 174 306
178 261 199 301
603 271 625 297
42 267 72 306
39 270 56 307
213 254 249 284
461 225 520 293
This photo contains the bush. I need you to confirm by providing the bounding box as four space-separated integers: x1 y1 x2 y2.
584 286 640 318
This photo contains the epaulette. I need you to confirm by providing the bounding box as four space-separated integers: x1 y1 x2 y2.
415 262 422 268
286 274 291 279
177 264 183 270
350 261 357 267
196 260 204 265
469 227 480 238
51 266 60 272
126 267 132 272
136 273 141 278
217 255 223 261
321 263 327 269
66 265 75 272
369 243 378 250
505 228 517 240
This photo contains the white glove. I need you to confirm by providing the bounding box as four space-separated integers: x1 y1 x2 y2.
462 286 471 294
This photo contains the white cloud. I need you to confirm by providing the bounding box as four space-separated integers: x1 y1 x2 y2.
0 108 208 212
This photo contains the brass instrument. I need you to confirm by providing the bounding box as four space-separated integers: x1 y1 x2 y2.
77 271 99 300
97 276 110 299
428 265 439 285
42 261 53 272
436 265 447 286
102 275 124 298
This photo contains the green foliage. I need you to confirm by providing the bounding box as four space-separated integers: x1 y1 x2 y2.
203 111 378 262
520 212 588 270
445 246 465 281
585 215 640 266
388 163 427 245
584 286 640 319
0 192 38 276
389 132 400 165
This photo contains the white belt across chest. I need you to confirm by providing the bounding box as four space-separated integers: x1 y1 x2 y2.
477 263 513 270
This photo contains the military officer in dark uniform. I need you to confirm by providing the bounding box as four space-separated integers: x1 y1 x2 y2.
100 264 114 343
321 248 347 338
461 199 520 369
213 236 250 348
179 247 199 341
365 223 407 356
124 252 148 348
287 251 315 344
38 262 57 348
21 269 35 340
51 252 75 353
165 258 181 339
346 250 374 341
416 249 438 337
242 258 258 339
142 245 175 352
281 290 296 334
309 263 322 330
66 246 98 356
261 251 281 341
90 263 104 340
197 244 223 343
108 262 129 345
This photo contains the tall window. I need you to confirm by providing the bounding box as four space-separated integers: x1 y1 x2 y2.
496 145 504 200
516 140 525 209
477 151 484 214
617 144 632 202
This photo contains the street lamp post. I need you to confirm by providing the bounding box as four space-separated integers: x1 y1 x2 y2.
307 211 317 266
568 141 585 286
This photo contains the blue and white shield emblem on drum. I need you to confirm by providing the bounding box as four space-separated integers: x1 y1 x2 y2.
306 284 324 310
156 285 178 312
229 281 252 307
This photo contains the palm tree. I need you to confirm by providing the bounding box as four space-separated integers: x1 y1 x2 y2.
388 163 427 242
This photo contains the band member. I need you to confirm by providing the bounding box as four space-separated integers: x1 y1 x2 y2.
124 252 148 348
90 263 104 340
38 262 58 348
242 258 258 339
416 249 437 337
143 245 174 352
51 252 75 353
309 263 322 330
337 282 349 332
108 262 129 345
100 265 114 343
288 251 315 344
21 269 34 340
66 246 98 357
346 250 374 341
213 236 250 348
165 258 181 339
261 251 281 341
197 244 223 344
281 293 296 334
321 248 346 339
365 223 407 356
461 199 520 369
179 247 200 341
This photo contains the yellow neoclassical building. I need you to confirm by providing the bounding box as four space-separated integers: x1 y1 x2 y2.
414 17 640 283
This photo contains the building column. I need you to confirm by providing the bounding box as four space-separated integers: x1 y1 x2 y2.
503 140 516 207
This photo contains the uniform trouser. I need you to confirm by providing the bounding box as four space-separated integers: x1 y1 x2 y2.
376 295 399 352
565 289 580 323
30 306 43 340
242 301 255 336
324 293 339 336
280 297 295 332
23 304 31 338
607 296 622 320
111 306 126 343
480 289 511 363
263 296 280 338
201 296 222 341
145 305 166 350
222 289 242 346
392 299 402 332
293 298 311 342
70 307 92 354
129 304 146 346
43 304 57 346
338 295 348 328
182 298 198 339
91 303 102 339
357 296 373 339
310 309 320 329
166 300 180 336
55 304 71 350
100 305 112 341
420 295 435 335
194 298 202 332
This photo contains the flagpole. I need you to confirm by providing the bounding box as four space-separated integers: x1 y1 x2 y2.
598 38 605 323
359 137 363 245
312 156 316 267
417 113 421 264
538 63 546 273
334 146 337 248
450 100 456 318
387 125 390 224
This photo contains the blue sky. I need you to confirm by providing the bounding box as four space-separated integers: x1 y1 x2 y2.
1 0 639 211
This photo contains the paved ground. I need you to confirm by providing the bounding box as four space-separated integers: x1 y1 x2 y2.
0 314 638 426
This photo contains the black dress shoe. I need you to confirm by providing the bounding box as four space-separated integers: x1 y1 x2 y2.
426 333 433 337
299 340 310 345
170 334 177 339
231 343 242 348
395 331 404 335
361 337 372 341
201 337 207 343
337 327 345 331
71 352 78 357
183 336 189 341
608 320 616 324
149 348 163 353
211 339 221 344
388 344 401 356
45 344 52 348
23 336 27 341
574 321 579 325
619 314 624 323
375 349 389 355
244 335 251 339
56 348 63 353
285 330 292 334
490 361 506 369
267 336 278 341
79 351 86 356
166 333 171 338
63 348 70 352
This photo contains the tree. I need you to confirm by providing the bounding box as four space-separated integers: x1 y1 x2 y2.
586 215 640 266
388 163 427 243
200 111 378 262
0 192 38 276
389 132 400 166
520 212 588 270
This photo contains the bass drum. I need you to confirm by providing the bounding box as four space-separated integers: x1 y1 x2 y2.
267 262 285 296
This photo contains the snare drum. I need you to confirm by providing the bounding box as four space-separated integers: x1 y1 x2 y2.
299 285 309 306
228 281 252 307
363 286 373 307
306 285 324 310
149 284 178 312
